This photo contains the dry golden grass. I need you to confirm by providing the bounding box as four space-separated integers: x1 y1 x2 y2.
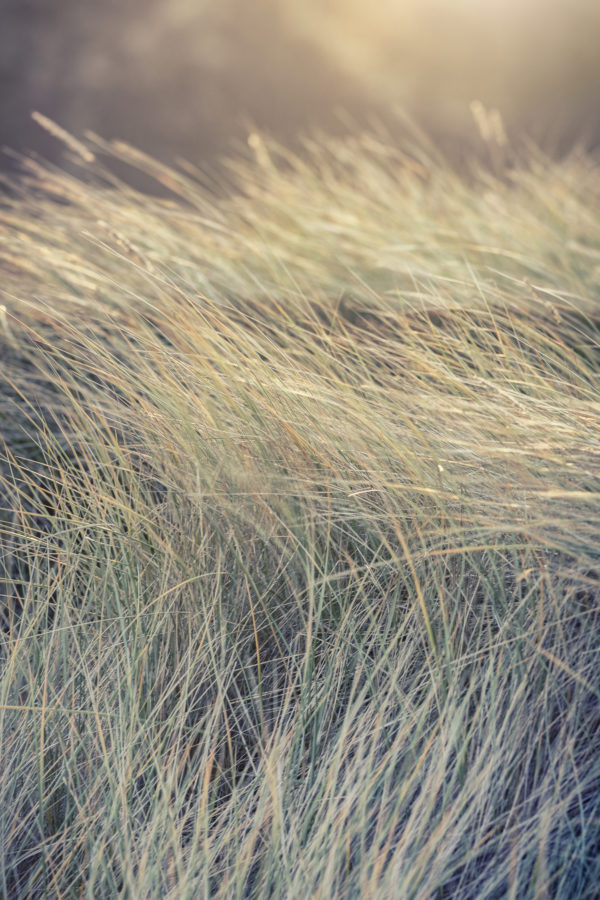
0 127 599 897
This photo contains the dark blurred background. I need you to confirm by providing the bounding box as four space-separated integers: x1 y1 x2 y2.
1 0 599 175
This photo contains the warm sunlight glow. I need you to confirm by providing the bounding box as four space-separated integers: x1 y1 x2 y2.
282 0 600 144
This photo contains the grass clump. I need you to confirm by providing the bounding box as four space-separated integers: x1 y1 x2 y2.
0 128 599 898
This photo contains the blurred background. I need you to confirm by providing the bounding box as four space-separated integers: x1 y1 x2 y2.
1 0 599 176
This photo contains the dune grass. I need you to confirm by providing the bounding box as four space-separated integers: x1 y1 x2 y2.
0 127 599 897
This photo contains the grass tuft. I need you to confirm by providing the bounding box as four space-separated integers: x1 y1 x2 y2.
1 128 599 897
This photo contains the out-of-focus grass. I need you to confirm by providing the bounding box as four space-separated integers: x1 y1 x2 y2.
0 126 599 898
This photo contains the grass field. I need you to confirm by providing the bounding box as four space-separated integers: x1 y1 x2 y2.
1 125 599 897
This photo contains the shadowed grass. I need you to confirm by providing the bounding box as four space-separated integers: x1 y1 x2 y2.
0 127 599 897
